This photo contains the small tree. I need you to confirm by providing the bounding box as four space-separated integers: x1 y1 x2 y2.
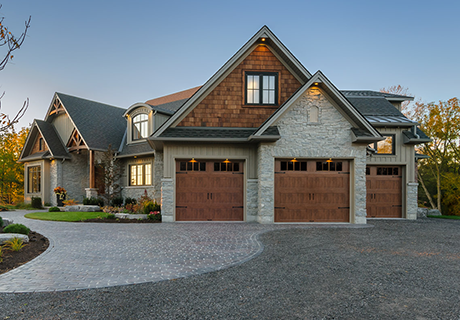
96 145 124 206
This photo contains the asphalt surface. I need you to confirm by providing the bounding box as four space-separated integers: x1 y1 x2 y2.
1 218 459 319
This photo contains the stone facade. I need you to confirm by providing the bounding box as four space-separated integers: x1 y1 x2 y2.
246 179 258 222
161 178 174 222
49 159 63 206
120 155 159 202
257 87 368 224
406 183 419 220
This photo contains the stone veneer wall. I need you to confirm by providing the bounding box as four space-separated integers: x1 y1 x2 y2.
406 183 419 220
161 178 174 222
246 179 258 222
49 159 63 206
60 151 90 203
257 87 368 224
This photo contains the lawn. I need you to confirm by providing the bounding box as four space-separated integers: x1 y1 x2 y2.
25 211 108 222
427 215 460 220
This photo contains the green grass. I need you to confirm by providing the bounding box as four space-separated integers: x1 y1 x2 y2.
427 215 460 220
25 211 109 222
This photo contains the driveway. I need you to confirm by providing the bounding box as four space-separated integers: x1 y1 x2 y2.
0 210 366 293
1 212 459 319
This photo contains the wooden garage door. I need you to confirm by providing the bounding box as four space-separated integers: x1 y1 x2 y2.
275 160 350 222
176 160 244 221
366 166 402 218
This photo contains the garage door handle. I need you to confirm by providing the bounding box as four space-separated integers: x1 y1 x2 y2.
232 172 243 174
176 206 187 208
232 206 243 208
392 205 402 207
275 207 285 209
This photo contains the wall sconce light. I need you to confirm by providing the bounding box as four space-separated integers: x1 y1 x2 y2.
189 158 197 163
291 158 298 162
223 159 231 163
326 158 333 163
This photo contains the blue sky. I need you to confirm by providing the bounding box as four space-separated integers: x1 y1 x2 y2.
1 0 459 129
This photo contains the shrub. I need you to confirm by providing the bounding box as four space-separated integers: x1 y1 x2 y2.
0 246 3 262
124 197 137 206
83 197 104 207
44 202 52 207
125 203 142 214
0 216 3 227
111 196 124 207
147 210 161 221
62 199 77 206
14 202 34 210
3 223 30 235
31 197 43 209
0 205 8 212
4 237 26 252
48 206 61 212
102 206 121 214
107 213 116 219
143 200 161 215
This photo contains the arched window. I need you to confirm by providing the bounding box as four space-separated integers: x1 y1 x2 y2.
133 114 148 140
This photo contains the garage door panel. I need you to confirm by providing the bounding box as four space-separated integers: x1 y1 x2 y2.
366 166 402 218
275 160 350 223
176 160 244 221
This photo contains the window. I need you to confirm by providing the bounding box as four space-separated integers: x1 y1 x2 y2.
214 161 240 172
316 161 343 172
377 167 399 176
28 166 41 193
38 138 44 151
129 163 152 186
245 72 278 105
133 114 149 140
369 135 395 155
179 161 206 172
280 160 307 171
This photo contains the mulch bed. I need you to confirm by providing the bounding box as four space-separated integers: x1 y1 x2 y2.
82 218 161 223
0 226 50 275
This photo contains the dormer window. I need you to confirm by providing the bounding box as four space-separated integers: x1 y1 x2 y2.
245 72 278 105
133 113 148 140
38 138 44 151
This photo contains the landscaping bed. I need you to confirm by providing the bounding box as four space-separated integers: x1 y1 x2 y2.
0 226 49 275
81 218 161 223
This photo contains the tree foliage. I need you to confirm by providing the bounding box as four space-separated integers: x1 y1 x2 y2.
0 126 28 203
380 84 413 115
414 98 460 214
96 146 124 206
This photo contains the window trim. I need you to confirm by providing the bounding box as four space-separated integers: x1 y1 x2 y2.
132 113 149 141
370 134 395 155
129 163 152 186
245 71 279 106
27 165 41 194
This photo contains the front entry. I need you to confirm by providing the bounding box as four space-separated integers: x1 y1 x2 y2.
366 166 403 218
175 160 244 221
275 159 350 222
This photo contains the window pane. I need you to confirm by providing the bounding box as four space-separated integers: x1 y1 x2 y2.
187 162 192 171
288 162 293 171
253 90 259 104
377 136 393 154
294 162 300 171
330 162 336 171
269 76 275 89
393 168 399 175
227 163 232 172
263 90 269 104
214 162 220 171
180 162 186 171
193 162 198 171
131 166 137 185
200 162 206 171
247 75 254 89
301 162 307 171
366 167 370 175
269 91 275 104
316 162 322 171
221 163 226 171
145 164 152 185
253 76 259 89
263 76 269 89
137 165 143 185
337 162 343 171
233 163 239 172
323 162 328 171
281 161 287 171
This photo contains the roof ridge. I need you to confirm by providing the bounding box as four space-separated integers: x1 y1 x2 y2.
56 92 126 111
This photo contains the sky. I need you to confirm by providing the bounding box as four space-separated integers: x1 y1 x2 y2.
1 0 459 130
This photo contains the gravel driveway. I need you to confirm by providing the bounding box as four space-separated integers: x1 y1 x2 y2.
1 218 460 319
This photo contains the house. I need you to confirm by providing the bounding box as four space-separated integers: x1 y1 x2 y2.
18 26 430 223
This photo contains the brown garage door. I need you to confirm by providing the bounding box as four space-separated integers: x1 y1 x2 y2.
275 160 350 222
176 160 244 221
366 166 402 218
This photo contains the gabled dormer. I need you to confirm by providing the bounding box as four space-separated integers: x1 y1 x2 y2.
123 104 154 144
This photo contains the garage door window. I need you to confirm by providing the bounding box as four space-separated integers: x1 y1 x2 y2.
179 161 206 172
280 160 307 171
214 161 240 172
316 161 343 172
377 167 399 176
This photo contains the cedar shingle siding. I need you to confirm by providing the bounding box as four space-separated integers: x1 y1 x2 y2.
177 46 302 128
31 134 47 154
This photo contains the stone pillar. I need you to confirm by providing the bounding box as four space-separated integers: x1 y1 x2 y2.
49 159 63 206
406 182 419 220
89 150 95 189
353 157 368 224
153 151 164 202
257 143 275 224
85 188 98 199
246 179 258 222
161 178 174 222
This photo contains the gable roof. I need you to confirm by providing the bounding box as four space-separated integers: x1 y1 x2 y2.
342 90 414 101
152 26 312 139
18 119 70 162
145 87 201 106
47 93 127 151
253 71 382 141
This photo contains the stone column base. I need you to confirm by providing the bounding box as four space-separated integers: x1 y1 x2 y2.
85 188 98 199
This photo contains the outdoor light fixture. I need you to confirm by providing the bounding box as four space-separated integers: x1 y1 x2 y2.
291 158 298 162
223 159 231 163
189 158 197 163
326 158 333 163
261 37 266 41
314 82 319 86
